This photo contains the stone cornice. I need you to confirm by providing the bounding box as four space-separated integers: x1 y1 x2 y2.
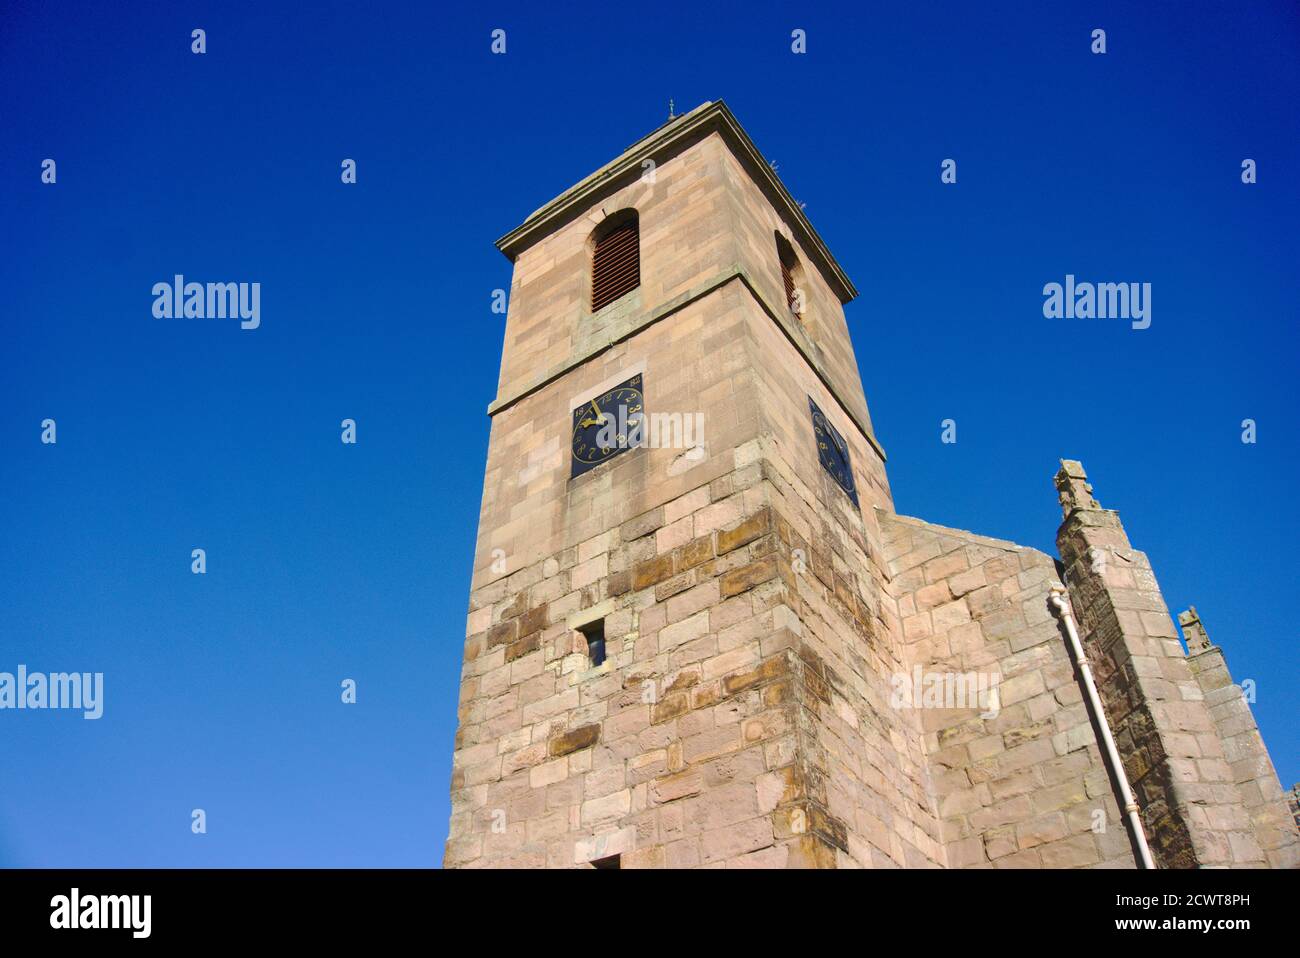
494 100 859 305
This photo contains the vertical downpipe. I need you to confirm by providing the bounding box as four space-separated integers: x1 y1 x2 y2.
1048 585 1156 869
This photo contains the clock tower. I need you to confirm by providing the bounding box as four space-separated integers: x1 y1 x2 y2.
444 100 921 868
445 102 1299 869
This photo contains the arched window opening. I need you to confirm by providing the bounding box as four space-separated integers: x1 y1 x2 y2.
591 211 640 312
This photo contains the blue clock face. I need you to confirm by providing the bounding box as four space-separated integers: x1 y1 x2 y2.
809 397 858 506
571 374 645 478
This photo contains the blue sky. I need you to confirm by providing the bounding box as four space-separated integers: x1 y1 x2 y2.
1 1 1295 866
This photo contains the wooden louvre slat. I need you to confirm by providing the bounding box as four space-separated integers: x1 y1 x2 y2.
594 254 637 278
594 262 638 288
595 225 636 251
594 253 637 280
596 243 636 265
591 222 640 311
595 259 637 281
782 260 796 309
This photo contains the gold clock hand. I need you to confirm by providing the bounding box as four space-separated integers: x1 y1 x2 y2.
577 399 607 430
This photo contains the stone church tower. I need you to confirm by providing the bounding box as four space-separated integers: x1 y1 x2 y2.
445 101 1298 868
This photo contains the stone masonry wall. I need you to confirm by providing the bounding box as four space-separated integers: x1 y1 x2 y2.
746 437 945 867
447 281 939 866
495 132 737 407
1180 608 1300 868
742 296 944 867
881 514 1137 868
449 273 794 866
1055 461 1264 867
449 437 928 867
471 280 750 584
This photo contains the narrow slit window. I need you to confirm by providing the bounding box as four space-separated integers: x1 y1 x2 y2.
580 619 606 666
591 212 640 312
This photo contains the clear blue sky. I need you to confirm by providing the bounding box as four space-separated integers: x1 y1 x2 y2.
1 1 1295 867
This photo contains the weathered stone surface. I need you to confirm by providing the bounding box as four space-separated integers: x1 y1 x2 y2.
621 508 665 542
632 553 676 591
676 535 715 572
651 769 703 805
650 693 689 726
722 655 789 696
486 619 517 650
719 557 778 598
505 632 540 662
517 604 548 637
716 508 772 555
549 724 600 757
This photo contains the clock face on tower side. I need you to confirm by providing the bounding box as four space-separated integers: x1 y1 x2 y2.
809 397 858 506
571 374 646 478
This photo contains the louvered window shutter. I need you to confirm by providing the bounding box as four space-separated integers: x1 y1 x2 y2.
591 221 640 311
781 258 797 310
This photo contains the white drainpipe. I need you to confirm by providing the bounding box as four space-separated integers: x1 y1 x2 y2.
1048 584 1156 869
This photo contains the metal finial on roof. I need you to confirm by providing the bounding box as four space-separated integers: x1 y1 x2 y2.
668 99 675 119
